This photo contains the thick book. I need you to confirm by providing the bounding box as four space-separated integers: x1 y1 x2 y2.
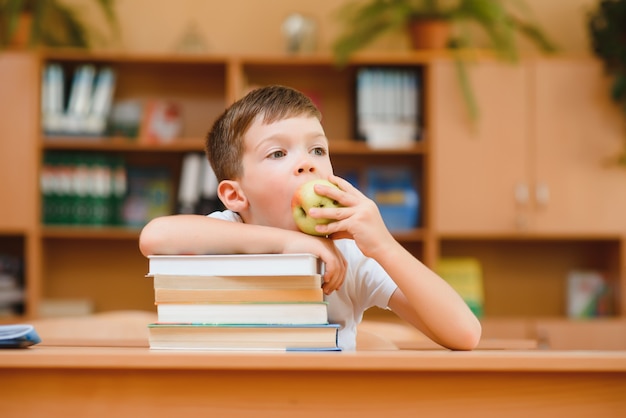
152 274 322 290
148 323 340 351
154 287 324 303
147 253 323 277
0 324 41 348
156 302 329 325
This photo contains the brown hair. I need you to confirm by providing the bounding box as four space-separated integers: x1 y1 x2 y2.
205 85 322 181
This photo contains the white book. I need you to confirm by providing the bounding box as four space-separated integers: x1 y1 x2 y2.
147 253 323 277
65 65 96 134
177 152 203 213
152 274 323 290
67 65 96 117
90 67 116 117
148 323 340 351
85 67 116 134
200 158 218 199
41 63 65 133
156 302 329 325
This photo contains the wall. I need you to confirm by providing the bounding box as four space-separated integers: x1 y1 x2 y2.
76 0 600 56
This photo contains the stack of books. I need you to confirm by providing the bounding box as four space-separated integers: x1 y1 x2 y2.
146 253 340 351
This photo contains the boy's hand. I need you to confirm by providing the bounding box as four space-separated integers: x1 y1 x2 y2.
282 230 347 295
308 175 395 259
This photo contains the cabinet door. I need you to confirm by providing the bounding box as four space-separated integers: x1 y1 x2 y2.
431 60 530 233
0 53 39 230
532 59 626 233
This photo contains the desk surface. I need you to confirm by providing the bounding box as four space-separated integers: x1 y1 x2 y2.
2 346 625 418
2 345 626 372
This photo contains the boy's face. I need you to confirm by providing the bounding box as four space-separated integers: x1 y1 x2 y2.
236 115 334 230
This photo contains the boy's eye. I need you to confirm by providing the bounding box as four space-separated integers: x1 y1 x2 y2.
269 150 286 159
311 147 327 156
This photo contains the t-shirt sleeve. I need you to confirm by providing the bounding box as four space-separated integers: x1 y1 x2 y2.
356 256 398 310
207 210 242 223
338 240 397 311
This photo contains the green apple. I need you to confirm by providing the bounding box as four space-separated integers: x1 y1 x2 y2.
291 179 342 236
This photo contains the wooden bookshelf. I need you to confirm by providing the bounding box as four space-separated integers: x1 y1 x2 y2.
0 50 624 336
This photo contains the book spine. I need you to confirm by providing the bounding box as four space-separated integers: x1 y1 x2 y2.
86 66 116 135
156 303 329 325
151 274 323 290
177 153 203 214
154 288 324 303
65 65 96 134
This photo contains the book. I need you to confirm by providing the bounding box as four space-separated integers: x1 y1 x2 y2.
156 302 329 325
566 270 613 318
85 66 116 135
139 100 182 144
152 274 322 290
365 166 419 231
40 151 129 227
435 257 484 318
0 253 25 316
154 287 324 303
65 64 96 134
148 323 340 351
0 324 41 348
123 166 173 228
355 67 421 148
147 253 323 277
41 63 65 134
177 152 203 214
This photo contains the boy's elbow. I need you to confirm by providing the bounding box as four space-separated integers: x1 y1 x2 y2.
138 217 168 256
449 318 482 351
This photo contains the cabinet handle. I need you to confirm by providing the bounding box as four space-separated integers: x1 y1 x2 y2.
515 182 529 205
535 182 550 208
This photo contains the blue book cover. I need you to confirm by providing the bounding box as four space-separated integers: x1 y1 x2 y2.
0 324 41 348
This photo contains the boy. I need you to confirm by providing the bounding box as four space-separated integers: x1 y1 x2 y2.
139 85 481 351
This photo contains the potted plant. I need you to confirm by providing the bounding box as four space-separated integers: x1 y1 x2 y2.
332 0 557 120
588 0 626 164
0 0 118 49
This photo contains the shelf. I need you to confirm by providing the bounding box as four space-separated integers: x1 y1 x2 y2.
43 137 206 152
3 50 624 327
390 229 425 243
42 226 141 240
40 225 424 243
330 140 426 156
42 137 428 155
438 232 623 242
42 49 232 65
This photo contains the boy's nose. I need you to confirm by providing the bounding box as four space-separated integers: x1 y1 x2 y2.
296 158 316 175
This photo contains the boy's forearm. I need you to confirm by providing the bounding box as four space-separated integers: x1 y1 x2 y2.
139 214 289 256
377 241 482 350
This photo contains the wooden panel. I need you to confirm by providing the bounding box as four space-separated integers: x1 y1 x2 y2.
3 368 625 418
532 58 626 233
440 239 618 317
41 238 155 312
0 52 39 229
242 63 354 141
432 60 530 233
2 347 626 418
112 61 227 138
535 318 626 350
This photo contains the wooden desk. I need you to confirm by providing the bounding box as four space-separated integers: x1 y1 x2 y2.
1 346 625 418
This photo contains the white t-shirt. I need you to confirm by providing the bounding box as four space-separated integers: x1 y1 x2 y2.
207 210 398 351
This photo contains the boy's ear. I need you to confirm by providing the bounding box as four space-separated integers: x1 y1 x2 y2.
217 180 248 212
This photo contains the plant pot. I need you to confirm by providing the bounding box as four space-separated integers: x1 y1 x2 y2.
9 13 33 48
408 18 450 50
